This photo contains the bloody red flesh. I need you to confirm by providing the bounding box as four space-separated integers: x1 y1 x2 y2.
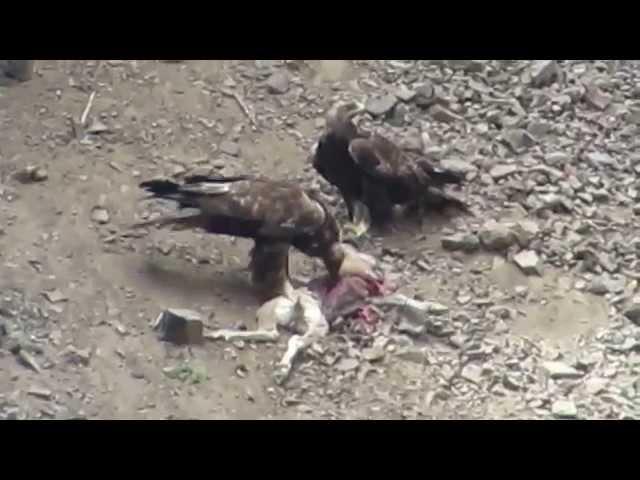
305 274 393 333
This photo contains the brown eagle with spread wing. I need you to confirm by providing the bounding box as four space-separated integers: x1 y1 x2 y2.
310 102 470 238
135 174 378 303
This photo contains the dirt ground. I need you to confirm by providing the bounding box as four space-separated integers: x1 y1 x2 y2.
0 60 632 420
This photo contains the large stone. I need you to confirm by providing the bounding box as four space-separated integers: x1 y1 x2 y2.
440 158 477 175
361 346 385 362
504 129 536 151
90 207 110 224
27 386 53 400
335 358 359 372
1 60 34 82
585 152 616 168
255 60 278 70
447 60 485 72
155 309 204 345
584 84 611 111
546 151 571 167
626 106 640 125
365 95 397 117
461 364 483 385
413 82 435 107
396 318 426 337
441 233 480 253
43 289 68 303
551 400 577 419
479 221 517 251
527 120 551 137
388 103 409 127
589 275 626 295
530 60 559 88
62 346 92 366
394 346 428 364
219 140 240 157
429 104 463 123
513 250 543 276
589 188 609 203
13 166 48 184
530 193 572 214
623 302 640 326
266 71 290 94
489 164 518 180
395 84 417 102
510 220 540 247
542 361 583 380
584 377 608 395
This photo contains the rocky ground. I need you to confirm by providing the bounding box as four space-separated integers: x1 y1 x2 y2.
1 60 639 420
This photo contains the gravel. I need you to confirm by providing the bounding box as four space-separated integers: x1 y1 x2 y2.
6 59 640 420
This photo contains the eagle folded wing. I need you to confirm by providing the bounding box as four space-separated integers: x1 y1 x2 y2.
347 136 405 181
141 176 327 242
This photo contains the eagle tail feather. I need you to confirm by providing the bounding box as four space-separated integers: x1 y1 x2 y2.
423 187 473 216
139 178 233 208
131 213 204 231
183 174 250 184
417 160 465 186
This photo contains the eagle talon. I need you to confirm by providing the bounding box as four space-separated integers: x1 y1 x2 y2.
342 201 371 241
342 219 370 241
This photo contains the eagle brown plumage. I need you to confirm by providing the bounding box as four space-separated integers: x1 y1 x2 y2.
310 102 470 237
135 174 378 303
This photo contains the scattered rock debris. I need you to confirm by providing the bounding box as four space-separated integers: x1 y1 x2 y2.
2 59 639 419
13 166 48 184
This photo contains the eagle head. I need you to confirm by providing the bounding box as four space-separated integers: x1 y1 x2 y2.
326 100 365 128
323 242 381 291
307 243 390 332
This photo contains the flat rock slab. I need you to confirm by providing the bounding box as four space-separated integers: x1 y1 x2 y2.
551 400 578 419
365 95 397 117
542 361 583 380
513 250 543 276
155 309 204 345
479 220 517 251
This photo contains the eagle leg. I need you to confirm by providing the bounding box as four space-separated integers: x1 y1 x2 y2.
342 200 371 241
361 181 394 235
250 241 294 303
405 199 426 229
338 189 370 241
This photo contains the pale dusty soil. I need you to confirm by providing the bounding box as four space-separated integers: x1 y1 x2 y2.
0 60 616 419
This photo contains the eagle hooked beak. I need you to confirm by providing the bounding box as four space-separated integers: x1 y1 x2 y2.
343 101 365 120
335 242 378 282
324 242 377 285
327 100 365 125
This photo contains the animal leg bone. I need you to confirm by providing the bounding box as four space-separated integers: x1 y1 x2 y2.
204 329 280 342
274 290 329 384
206 289 329 385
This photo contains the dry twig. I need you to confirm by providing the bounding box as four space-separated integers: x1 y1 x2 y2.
220 87 258 129
80 91 96 126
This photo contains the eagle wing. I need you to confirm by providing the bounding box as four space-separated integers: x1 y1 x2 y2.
138 175 327 241
347 135 407 182
349 136 465 187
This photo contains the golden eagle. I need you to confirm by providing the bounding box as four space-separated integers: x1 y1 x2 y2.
310 102 469 238
135 174 378 303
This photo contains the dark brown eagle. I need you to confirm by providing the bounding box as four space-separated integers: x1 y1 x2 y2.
310 102 470 238
135 174 379 303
